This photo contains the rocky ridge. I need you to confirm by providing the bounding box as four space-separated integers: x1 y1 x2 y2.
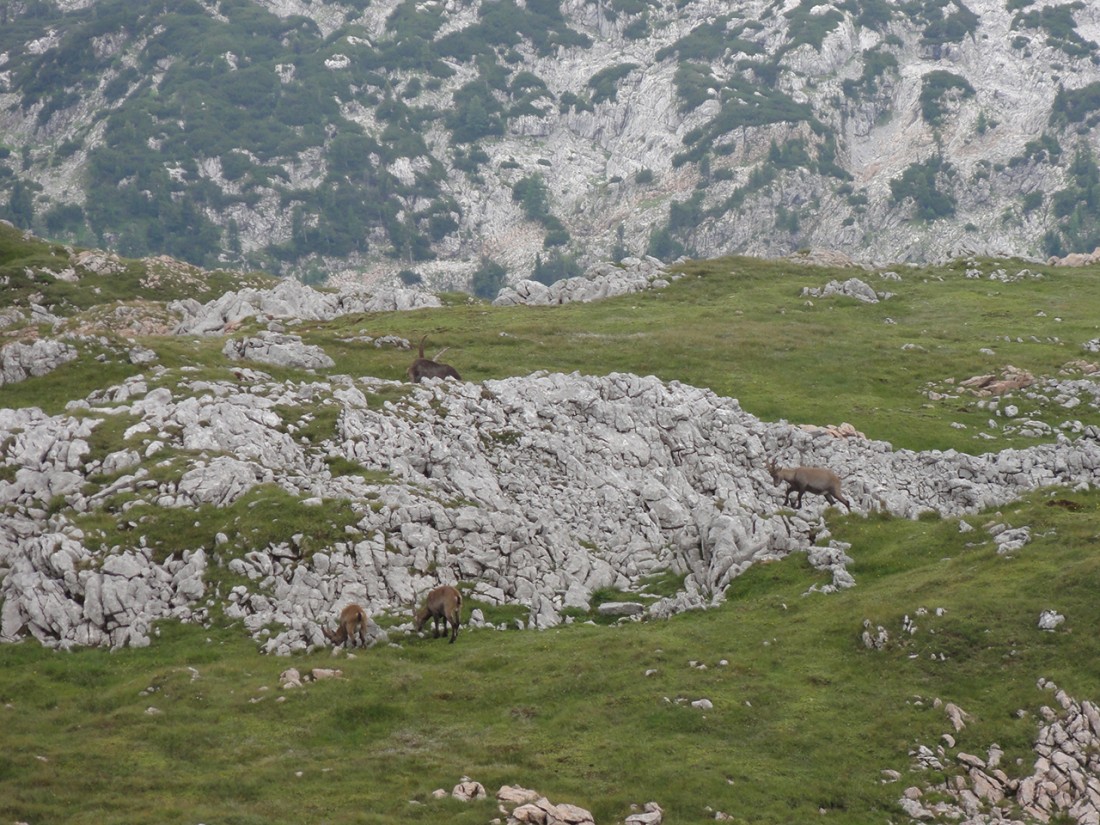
170 276 444 335
492 256 677 306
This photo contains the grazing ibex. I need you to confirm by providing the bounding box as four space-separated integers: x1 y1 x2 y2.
768 461 851 512
407 335 461 383
322 603 370 649
413 585 462 644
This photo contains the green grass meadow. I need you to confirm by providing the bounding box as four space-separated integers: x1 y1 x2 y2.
3 489 1099 824
2 241 1100 823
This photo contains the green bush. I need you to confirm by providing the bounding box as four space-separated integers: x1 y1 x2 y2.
512 174 551 222
656 15 760 62
424 202 459 243
775 204 801 234
558 91 594 114
668 192 704 231
816 134 851 180
385 0 445 41
543 228 571 248
916 0 979 46
919 70 975 126
768 139 812 171
1046 143 1100 253
646 225 685 261
453 145 490 176
1050 82 1100 127
510 70 548 97
1010 133 1061 168
707 164 777 219
588 63 639 104
1012 3 1097 59
785 0 845 51
469 255 508 298
446 0 590 60
673 62 720 113
220 151 252 182
447 80 506 143
855 0 895 30
1 179 36 229
842 49 898 100
102 67 139 103
531 249 581 284
683 75 817 150
42 202 85 236
889 154 957 221
622 18 650 40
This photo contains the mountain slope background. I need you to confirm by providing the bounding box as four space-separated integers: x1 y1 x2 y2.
3 0 1100 291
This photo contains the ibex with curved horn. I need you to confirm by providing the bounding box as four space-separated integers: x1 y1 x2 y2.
407 335 461 383
767 460 851 512
322 604 370 648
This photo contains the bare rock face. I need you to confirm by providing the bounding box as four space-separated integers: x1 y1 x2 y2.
493 257 675 306
800 278 888 304
222 332 335 370
171 279 441 334
0 339 78 386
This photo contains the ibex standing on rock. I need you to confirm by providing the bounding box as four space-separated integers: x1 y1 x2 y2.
322 604 370 649
767 461 851 512
407 335 461 383
413 585 463 644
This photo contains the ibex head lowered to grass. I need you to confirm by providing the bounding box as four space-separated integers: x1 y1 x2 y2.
767 460 851 512
322 603 370 649
413 585 462 644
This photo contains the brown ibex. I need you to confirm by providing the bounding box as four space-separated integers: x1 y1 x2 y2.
768 461 851 512
407 335 461 383
322 603 370 649
413 585 462 644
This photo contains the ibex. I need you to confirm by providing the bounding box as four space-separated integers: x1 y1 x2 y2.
322 603 370 649
407 335 461 383
767 460 851 512
413 585 462 644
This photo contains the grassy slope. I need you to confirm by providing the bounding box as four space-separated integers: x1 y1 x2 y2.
2 241 1100 823
2 490 1098 824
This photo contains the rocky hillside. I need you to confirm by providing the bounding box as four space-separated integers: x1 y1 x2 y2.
2 0 1100 290
3 224 1099 655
